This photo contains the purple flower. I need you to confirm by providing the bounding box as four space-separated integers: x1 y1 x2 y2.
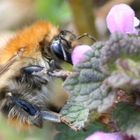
106 4 140 34
85 132 134 140
72 45 92 65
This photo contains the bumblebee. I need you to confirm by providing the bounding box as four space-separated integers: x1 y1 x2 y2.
0 21 76 129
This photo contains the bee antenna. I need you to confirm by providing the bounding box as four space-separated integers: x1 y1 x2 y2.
76 33 97 42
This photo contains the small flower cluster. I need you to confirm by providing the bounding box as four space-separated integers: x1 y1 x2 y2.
72 3 140 66
71 3 140 140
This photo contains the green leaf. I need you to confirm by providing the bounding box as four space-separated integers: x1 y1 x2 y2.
101 33 140 92
61 33 140 130
61 42 115 130
105 59 140 91
100 33 140 66
112 102 140 137
54 121 108 140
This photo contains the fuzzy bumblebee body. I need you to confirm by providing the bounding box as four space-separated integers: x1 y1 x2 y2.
0 21 58 87
0 21 74 129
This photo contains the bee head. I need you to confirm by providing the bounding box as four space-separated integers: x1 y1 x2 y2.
49 30 76 64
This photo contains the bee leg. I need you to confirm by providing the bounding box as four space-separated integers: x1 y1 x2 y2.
49 60 62 70
41 111 79 131
60 116 80 131
48 59 72 79
48 70 72 79
41 111 61 123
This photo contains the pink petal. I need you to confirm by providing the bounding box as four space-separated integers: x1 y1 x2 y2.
106 4 137 34
85 132 124 140
72 45 92 65
134 17 140 27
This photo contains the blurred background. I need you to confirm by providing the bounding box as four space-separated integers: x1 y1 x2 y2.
0 0 139 140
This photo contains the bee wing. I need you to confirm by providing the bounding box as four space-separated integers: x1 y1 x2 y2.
0 48 24 75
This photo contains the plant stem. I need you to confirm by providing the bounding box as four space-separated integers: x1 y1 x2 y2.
69 0 99 43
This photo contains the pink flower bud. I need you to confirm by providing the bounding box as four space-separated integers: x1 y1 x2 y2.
85 132 124 140
72 45 92 65
106 4 139 34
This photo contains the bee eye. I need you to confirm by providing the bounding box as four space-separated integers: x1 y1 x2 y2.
11 97 39 116
51 40 63 58
50 39 72 64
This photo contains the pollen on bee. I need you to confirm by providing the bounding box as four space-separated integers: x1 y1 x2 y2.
0 21 59 65
8 117 32 131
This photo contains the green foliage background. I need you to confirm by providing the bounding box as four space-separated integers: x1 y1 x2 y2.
35 0 71 25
